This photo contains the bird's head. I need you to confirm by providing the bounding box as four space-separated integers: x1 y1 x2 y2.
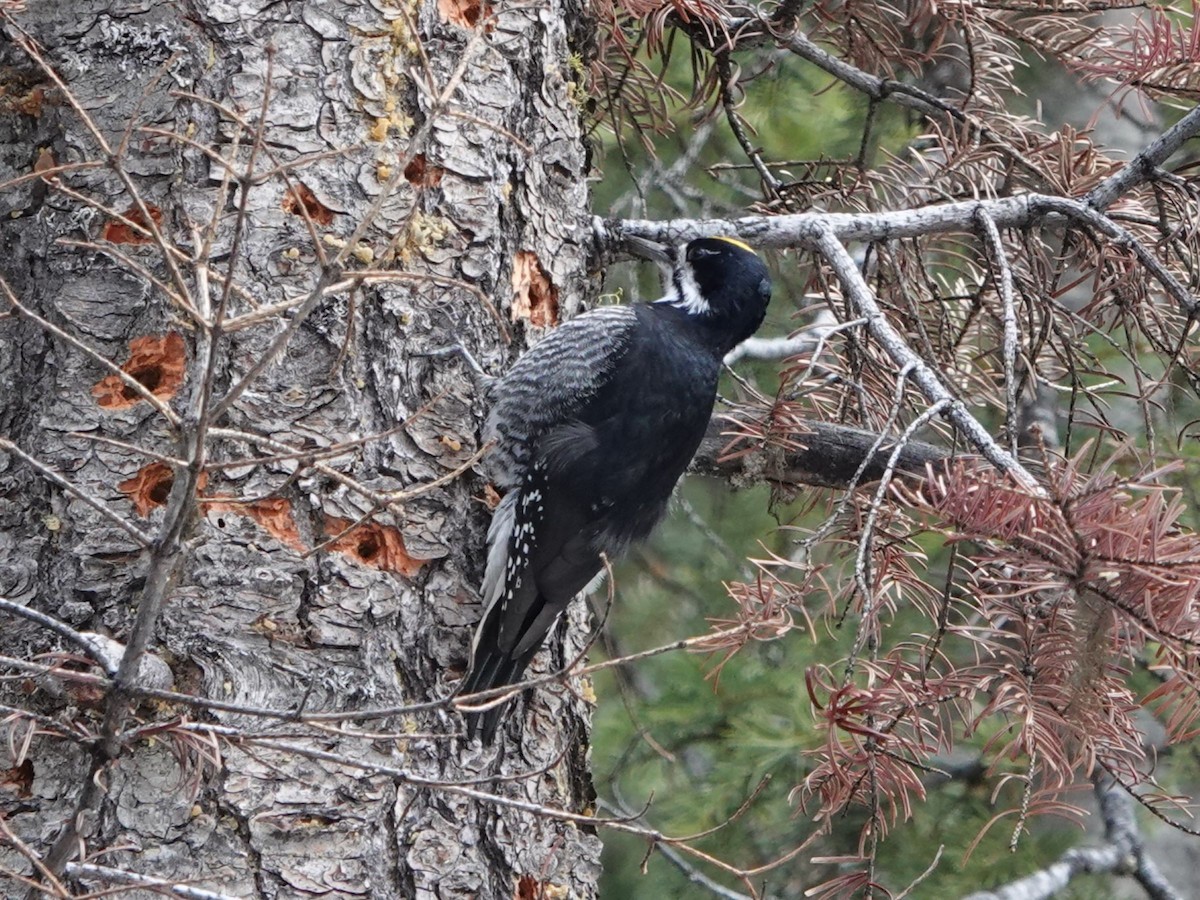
660 236 773 351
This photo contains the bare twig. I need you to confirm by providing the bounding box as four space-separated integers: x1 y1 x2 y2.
813 229 1041 492
0 438 153 548
0 818 69 899
0 597 118 676
0 275 181 427
1086 104 1200 210
64 862 242 900
724 332 823 366
961 775 1182 900
846 395 950 677
1036 196 1198 316
55 238 205 327
764 25 1045 181
218 733 808 896
66 431 185 468
597 192 1196 266
715 51 781 198
11 31 197 315
975 210 1020 456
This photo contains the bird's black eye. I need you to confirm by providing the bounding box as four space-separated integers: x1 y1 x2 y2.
688 246 718 262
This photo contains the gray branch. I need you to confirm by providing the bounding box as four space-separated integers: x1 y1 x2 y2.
0 597 118 676
64 863 242 900
692 411 947 490
962 775 1181 900
1085 104 1200 209
596 191 1196 276
813 230 1042 491
724 333 822 366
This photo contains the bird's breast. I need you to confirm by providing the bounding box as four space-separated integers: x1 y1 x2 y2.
555 327 721 549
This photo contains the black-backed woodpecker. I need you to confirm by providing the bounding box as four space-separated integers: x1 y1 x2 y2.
461 237 773 742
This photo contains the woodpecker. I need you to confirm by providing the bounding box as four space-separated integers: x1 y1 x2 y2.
460 236 773 741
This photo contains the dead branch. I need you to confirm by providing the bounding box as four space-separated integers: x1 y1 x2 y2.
961 775 1182 900
691 411 948 490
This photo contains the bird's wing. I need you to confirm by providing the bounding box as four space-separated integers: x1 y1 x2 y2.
483 306 638 487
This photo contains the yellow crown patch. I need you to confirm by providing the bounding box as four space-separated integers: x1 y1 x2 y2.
713 236 755 254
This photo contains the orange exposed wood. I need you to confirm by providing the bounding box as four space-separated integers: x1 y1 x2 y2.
92 332 186 410
119 462 208 517
282 183 334 225
205 497 307 552
437 0 490 28
323 515 423 576
511 250 559 327
101 204 163 244
404 154 445 188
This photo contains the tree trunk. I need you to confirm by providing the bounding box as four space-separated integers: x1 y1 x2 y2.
0 1 601 897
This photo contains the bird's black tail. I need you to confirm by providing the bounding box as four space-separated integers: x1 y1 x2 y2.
458 608 540 743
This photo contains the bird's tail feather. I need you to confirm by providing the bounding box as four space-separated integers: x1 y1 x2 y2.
459 639 538 743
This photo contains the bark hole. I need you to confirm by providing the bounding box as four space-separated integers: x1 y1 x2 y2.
92 332 187 410
147 474 172 505
357 535 380 560
123 363 163 397
118 462 189 516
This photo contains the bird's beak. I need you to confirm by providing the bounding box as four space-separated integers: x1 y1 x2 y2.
624 235 674 266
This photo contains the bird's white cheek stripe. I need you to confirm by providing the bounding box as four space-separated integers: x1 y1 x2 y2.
657 256 710 315
677 262 709 314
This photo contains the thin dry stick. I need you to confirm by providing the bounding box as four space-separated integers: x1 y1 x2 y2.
0 439 153 548
766 24 1046 180
845 397 951 681
205 386 450 471
0 817 69 899
975 210 1020 456
56 238 205 327
893 846 944 900
1037 196 1198 316
47 175 252 323
11 31 197 314
716 50 781 198
1086 104 1200 210
225 733 809 895
0 275 181 426
0 159 103 193
208 428 491 516
0 598 118 676
197 51 277 427
813 228 1042 493
66 432 185 468
64 862 242 900
453 618 780 712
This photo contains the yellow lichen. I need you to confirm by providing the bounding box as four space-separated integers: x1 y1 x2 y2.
399 211 454 263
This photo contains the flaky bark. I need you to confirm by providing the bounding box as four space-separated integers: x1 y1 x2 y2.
0 1 600 897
